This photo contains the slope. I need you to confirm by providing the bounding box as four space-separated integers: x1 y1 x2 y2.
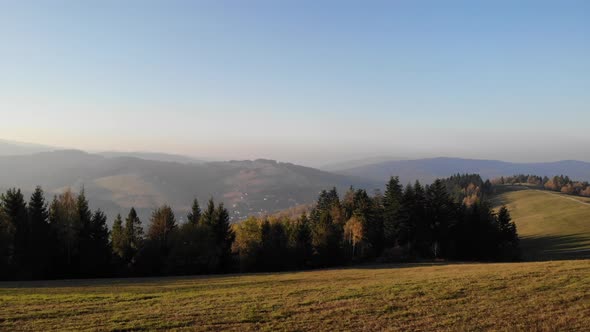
493 187 590 260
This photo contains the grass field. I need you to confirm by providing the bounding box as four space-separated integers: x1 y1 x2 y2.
492 187 590 260
1 260 590 331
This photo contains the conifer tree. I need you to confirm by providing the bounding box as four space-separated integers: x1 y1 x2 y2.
200 198 216 227
213 202 234 270
123 207 143 264
27 187 51 278
147 205 177 248
111 214 124 258
1 189 28 277
383 176 403 247
186 199 202 225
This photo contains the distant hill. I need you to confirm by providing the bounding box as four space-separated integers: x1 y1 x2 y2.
0 151 374 225
99 151 205 164
0 139 56 156
335 157 590 184
319 156 404 172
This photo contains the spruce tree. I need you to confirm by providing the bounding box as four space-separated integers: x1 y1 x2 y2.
186 199 202 225
200 198 216 227
1 189 29 277
147 205 177 248
289 214 312 268
383 176 403 248
111 214 124 258
123 207 143 264
27 187 51 278
82 210 111 276
213 203 233 271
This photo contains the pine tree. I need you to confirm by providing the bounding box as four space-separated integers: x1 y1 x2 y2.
213 202 233 271
81 210 111 276
186 199 201 225
289 214 312 268
1 188 29 278
111 214 124 258
200 198 216 227
123 207 143 264
147 205 177 248
383 176 403 247
49 189 79 276
76 188 94 275
496 206 519 260
425 179 456 258
311 211 341 266
27 187 51 279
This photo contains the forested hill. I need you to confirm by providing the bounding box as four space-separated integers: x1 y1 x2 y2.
0 150 375 224
334 157 590 184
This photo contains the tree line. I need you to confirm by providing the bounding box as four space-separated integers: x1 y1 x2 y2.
492 174 590 197
0 174 519 280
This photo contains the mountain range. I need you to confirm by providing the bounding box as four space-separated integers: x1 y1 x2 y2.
0 148 373 225
331 157 590 184
1 139 589 225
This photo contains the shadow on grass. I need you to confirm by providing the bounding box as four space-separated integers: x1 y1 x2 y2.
520 233 590 261
3 235 590 288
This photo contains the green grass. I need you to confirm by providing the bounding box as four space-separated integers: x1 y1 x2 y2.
492 187 590 260
1 260 590 331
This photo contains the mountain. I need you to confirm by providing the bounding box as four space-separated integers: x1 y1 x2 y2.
99 151 204 164
0 150 374 225
0 139 56 156
319 156 404 172
336 157 590 184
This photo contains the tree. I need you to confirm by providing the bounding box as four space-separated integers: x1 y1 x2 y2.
344 214 365 259
200 198 216 227
49 189 79 277
383 176 403 248
0 207 14 279
425 180 456 258
111 214 124 259
496 206 519 260
27 187 51 279
147 205 177 248
287 215 313 269
81 210 111 276
311 211 341 266
213 202 234 271
77 188 96 276
186 199 201 225
122 207 143 264
167 221 217 274
1 188 29 278
232 217 262 272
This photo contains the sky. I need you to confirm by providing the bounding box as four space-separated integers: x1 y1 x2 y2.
1 0 589 167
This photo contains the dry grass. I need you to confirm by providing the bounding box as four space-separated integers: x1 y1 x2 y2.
1 260 590 331
493 188 590 260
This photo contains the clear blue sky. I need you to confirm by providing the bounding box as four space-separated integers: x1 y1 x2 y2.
1 1 589 166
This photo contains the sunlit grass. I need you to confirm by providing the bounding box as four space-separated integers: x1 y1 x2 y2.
493 188 590 260
1 260 589 331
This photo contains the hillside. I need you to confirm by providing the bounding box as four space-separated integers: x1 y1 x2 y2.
0 150 374 224
1 260 589 331
0 139 56 156
336 157 590 184
492 187 590 260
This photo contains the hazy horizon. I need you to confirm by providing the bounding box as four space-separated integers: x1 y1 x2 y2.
2 1 589 166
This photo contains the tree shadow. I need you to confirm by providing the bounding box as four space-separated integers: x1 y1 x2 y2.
520 233 590 261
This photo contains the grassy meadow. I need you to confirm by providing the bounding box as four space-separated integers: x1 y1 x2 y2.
493 187 590 260
1 260 590 331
